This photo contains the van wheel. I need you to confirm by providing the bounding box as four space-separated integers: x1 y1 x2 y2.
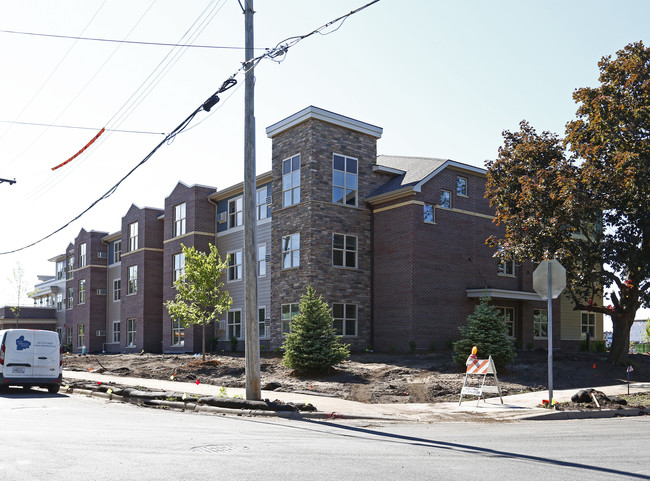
47 385 60 394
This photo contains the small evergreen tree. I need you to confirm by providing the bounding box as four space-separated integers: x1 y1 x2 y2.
282 286 350 374
453 297 516 370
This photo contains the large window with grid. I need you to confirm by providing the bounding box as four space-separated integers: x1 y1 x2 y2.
256 188 268 220
533 309 548 339
332 303 358 337
56 261 65 280
259 307 268 339
172 319 184 346
332 233 357 268
496 306 516 338
257 244 266 277
173 202 186 237
281 303 299 335
440 189 451 209
282 234 300 269
77 324 85 349
78 279 86 304
227 310 242 339
113 240 121 263
128 265 138 295
282 154 300 207
79 243 87 268
332 154 358 206
128 222 138 251
67 287 73 310
113 279 121 301
228 197 243 228
112 321 120 343
227 250 242 281
581 311 596 339
127 318 137 347
173 253 185 283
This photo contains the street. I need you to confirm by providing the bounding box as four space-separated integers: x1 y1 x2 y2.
1 389 649 480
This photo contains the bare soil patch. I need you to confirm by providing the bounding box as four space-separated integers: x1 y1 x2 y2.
63 350 650 406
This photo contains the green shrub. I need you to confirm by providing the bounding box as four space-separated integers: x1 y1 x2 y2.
282 286 350 374
452 297 516 370
409 340 416 352
229 336 238 352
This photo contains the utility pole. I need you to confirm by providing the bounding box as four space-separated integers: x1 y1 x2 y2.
243 0 261 401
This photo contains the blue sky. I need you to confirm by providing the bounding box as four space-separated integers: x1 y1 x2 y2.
0 0 648 323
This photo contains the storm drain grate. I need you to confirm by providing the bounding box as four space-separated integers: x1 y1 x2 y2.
190 444 246 454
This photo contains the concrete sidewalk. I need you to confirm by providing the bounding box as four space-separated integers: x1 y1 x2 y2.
63 370 650 422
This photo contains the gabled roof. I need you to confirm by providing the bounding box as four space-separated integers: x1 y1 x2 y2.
368 155 486 202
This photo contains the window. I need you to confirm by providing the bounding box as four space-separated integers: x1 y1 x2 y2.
127 318 137 347
424 203 435 223
79 243 87 268
67 256 74 279
281 303 299 335
128 222 138 251
77 324 85 348
56 261 65 280
581 312 596 339
332 154 358 206
457 176 468 197
259 307 268 339
332 234 357 268
173 253 185 283
498 259 515 276
78 279 86 304
440 190 451 209
112 321 120 343
172 319 184 346
257 244 266 277
66 327 73 346
173 202 186 237
228 197 243 228
56 293 63 311
227 310 242 339
534 309 548 339
128 265 138 295
113 240 121 263
227 250 242 281
113 279 121 301
256 188 268 220
282 154 300 207
333 303 358 337
496 306 515 338
67 287 74 310
282 233 300 269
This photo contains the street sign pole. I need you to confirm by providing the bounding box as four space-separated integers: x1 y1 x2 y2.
547 261 553 404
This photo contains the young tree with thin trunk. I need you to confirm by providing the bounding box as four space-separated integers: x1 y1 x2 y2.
165 244 232 361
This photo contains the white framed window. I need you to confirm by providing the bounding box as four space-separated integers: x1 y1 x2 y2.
332 233 357 268
228 197 243 228
173 252 185 283
128 265 138 295
173 202 186 237
66 327 73 346
78 279 86 304
257 244 266 277
496 306 515 338
498 259 515 276
282 154 301 207
227 250 242 282
113 279 121 301
533 309 548 339
56 293 63 311
172 319 184 346
128 222 138 251
457 176 468 197
581 311 596 339
332 303 358 337
67 256 74 279
56 261 65 280
256 188 268 220
282 233 300 269
227 310 242 339
281 303 299 335
79 243 87 268
113 240 121 263
77 324 85 348
424 203 435 223
332 154 358 206
67 287 73 310
258 307 268 339
112 321 121 343
440 189 451 209
127 318 137 347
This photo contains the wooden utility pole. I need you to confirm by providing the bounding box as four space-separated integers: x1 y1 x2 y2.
243 0 261 401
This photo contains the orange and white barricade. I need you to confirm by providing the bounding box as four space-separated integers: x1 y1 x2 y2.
459 355 503 406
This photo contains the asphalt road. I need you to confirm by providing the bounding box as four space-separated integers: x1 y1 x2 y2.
1 388 649 481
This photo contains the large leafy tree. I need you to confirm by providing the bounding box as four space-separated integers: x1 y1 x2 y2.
485 41 649 364
165 244 232 361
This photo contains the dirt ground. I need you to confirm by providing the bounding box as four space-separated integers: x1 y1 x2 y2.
63 349 650 407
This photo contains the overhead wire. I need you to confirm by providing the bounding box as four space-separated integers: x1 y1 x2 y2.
0 0 381 255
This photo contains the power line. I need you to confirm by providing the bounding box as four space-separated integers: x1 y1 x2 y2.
0 119 164 135
0 28 266 50
0 0 381 255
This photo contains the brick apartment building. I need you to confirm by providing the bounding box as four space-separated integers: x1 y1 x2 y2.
27 106 603 353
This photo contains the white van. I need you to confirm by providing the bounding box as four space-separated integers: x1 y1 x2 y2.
0 329 62 393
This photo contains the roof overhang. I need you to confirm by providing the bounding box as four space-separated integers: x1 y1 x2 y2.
466 288 544 301
266 106 383 139
209 171 273 203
